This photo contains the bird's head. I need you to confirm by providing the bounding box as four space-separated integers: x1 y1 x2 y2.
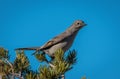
67 20 87 34
68 20 86 33
73 20 87 29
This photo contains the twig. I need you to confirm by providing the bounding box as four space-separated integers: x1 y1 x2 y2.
0 75 2 79
4 59 24 79
61 74 65 79
48 62 55 68
45 59 55 68
4 59 15 79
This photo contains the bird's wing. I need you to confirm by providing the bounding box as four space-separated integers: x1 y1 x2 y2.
40 31 70 50
15 47 40 50
15 31 70 51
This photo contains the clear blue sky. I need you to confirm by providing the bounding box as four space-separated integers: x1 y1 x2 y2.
0 0 120 79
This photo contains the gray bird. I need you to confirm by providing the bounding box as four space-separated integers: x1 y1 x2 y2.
15 20 86 57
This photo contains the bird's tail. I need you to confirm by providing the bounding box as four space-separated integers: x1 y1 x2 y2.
15 47 41 55
15 47 40 50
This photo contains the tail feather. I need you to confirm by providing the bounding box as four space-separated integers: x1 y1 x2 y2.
15 47 42 55
15 47 40 50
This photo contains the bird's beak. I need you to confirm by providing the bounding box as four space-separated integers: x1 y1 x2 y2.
81 21 87 26
84 23 87 26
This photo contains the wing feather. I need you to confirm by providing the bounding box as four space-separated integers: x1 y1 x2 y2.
40 31 70 50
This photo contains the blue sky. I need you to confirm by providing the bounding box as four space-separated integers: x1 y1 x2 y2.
0 0 120 79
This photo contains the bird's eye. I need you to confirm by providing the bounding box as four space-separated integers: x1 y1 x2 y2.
77 23 80 25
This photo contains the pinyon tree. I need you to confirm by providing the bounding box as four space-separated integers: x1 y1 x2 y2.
0 47 85 79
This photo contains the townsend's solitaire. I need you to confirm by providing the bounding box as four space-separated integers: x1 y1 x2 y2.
15 20 86 57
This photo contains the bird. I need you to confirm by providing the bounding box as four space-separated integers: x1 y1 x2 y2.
15 20 86 58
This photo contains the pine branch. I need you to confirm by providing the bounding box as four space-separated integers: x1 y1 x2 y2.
14 51 30 77
36 49 77 79
0 47 79 79
65 50 77 65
